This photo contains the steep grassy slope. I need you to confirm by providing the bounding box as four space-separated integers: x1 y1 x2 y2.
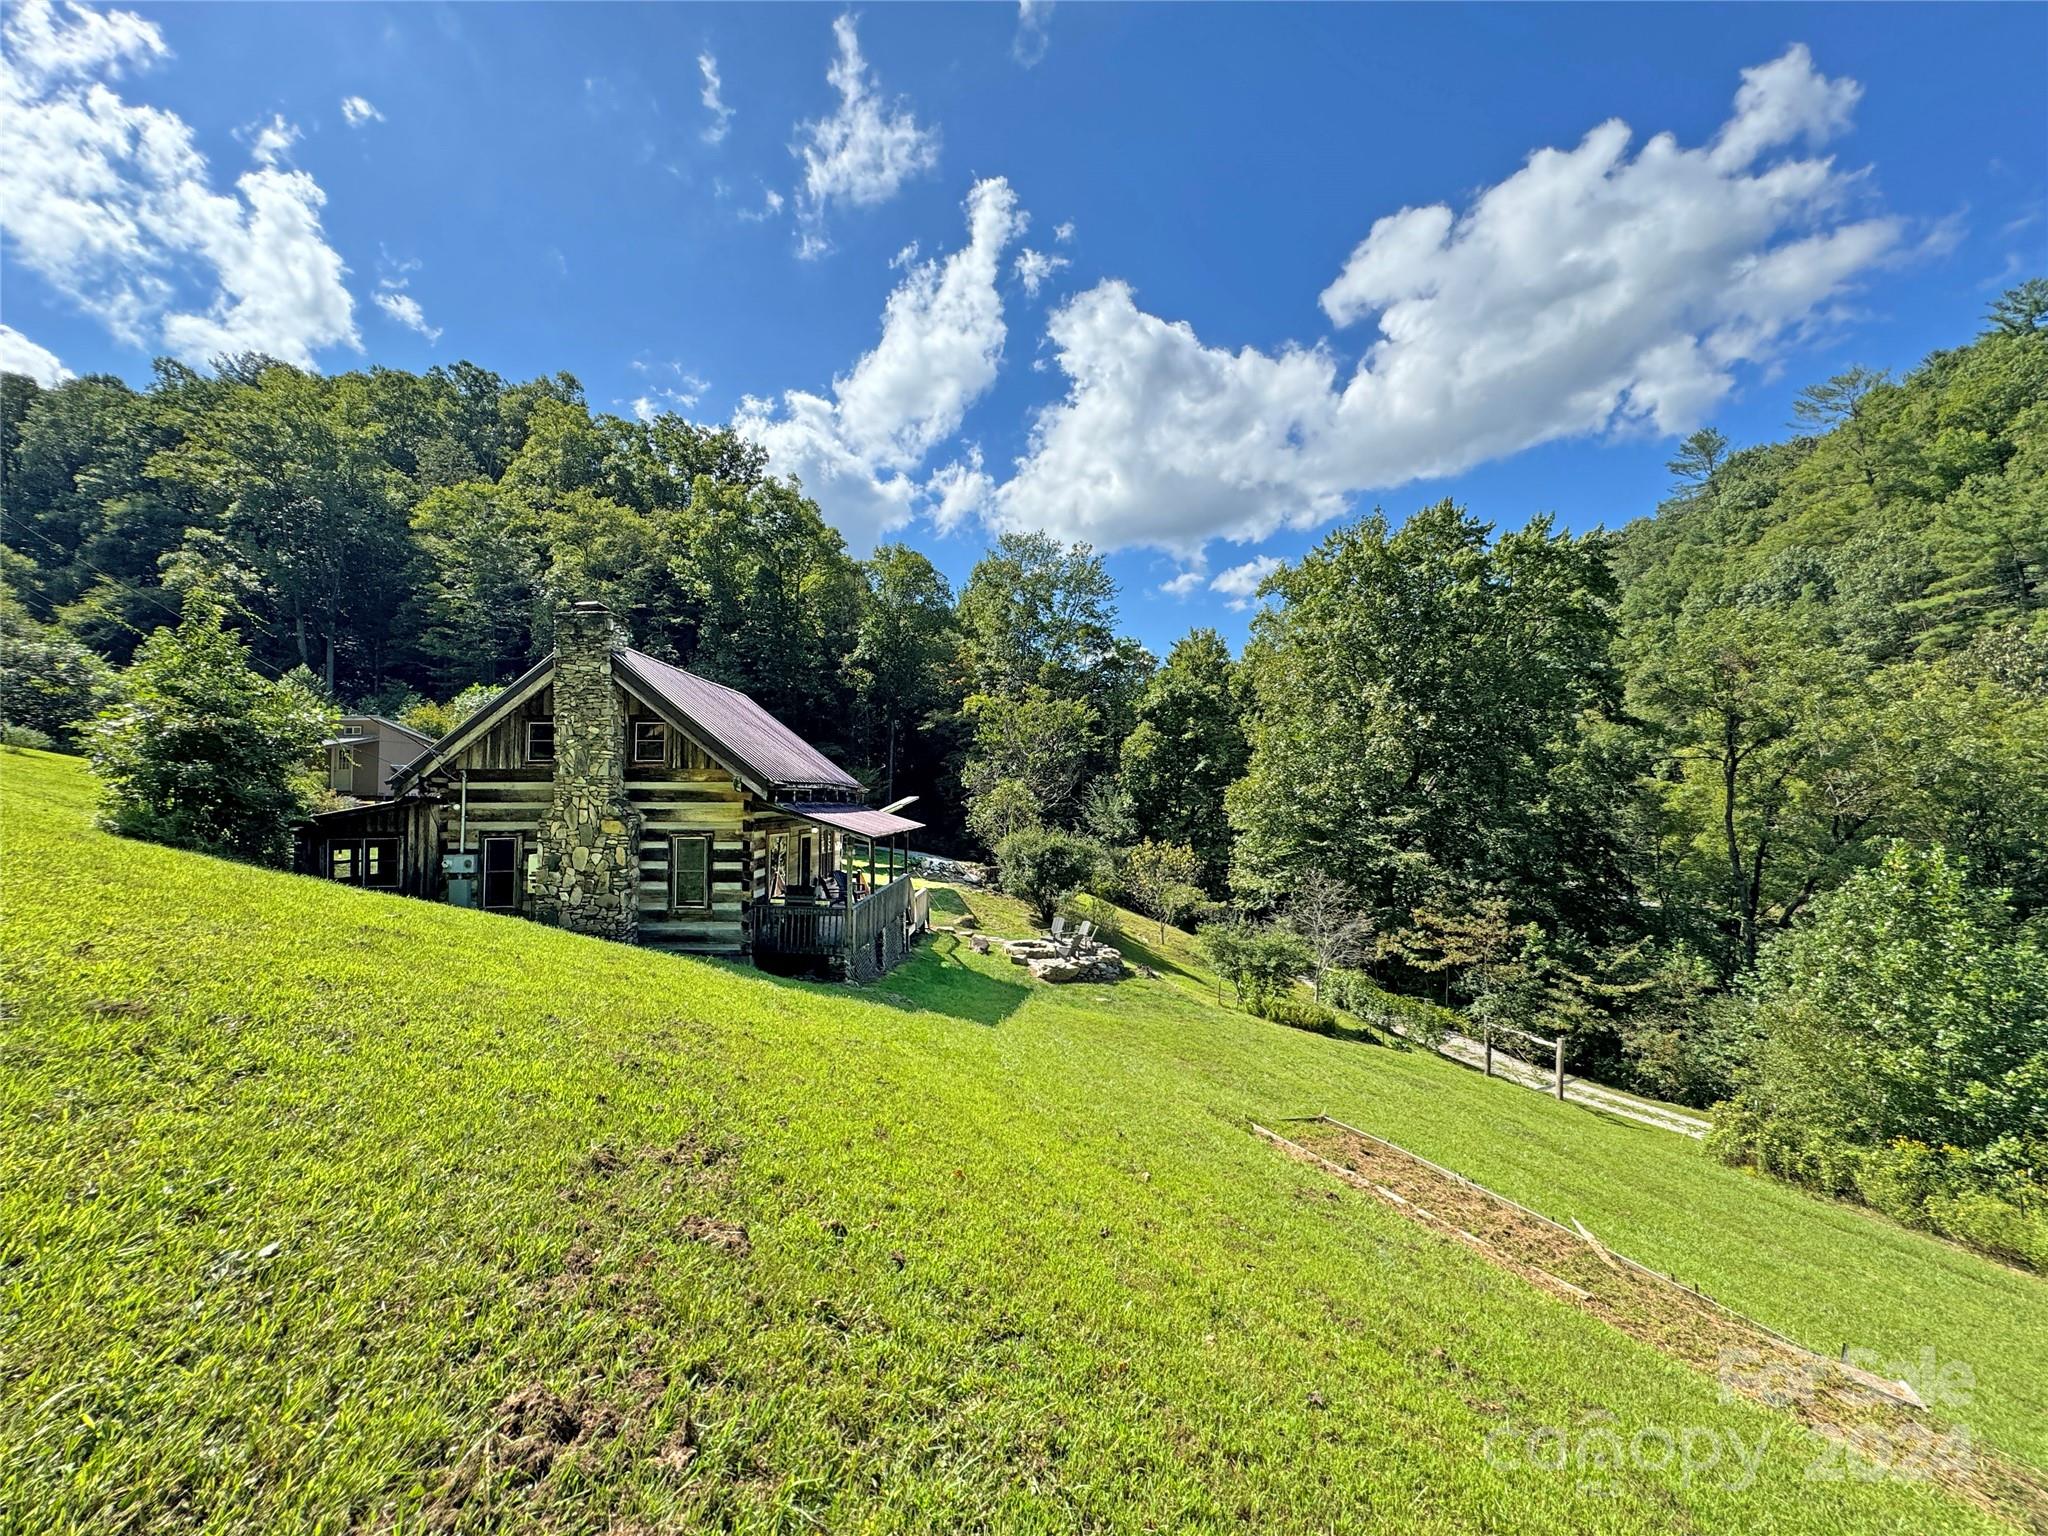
3 748 2041 1534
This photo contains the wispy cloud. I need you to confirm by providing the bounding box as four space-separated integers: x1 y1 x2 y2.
374 284 440 342
628 359 709 419
1013 247 1069 297
1013 0 1052 67
791 14 938 258
737 185 785 223
340 95 383 128
241 113 300 168
697 51 733 145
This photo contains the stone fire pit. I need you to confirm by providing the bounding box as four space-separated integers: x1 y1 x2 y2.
1003 937 1127 984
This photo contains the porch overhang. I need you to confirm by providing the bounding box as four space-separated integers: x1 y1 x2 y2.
773 802 925 839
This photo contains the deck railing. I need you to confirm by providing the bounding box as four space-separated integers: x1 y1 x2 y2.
749 872 924 982
749 898 846 958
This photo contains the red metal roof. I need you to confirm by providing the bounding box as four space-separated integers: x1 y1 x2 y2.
775 802 926 838
616 650 860 792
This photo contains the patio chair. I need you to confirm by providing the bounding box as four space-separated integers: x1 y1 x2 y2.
1049 914 1068 949
1072 919 1096 952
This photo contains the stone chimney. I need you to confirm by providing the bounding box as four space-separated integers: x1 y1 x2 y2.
529 600 641 940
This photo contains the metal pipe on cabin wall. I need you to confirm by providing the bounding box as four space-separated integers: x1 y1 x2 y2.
459 768 469 850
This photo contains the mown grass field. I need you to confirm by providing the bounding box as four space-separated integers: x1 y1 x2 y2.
3 746 2043 1534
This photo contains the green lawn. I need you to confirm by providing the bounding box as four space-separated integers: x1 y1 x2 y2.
3 747 2041 1534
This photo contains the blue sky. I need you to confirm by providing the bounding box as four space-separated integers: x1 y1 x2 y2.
3 1 2043 654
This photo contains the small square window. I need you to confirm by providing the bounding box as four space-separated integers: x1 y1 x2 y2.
328 843 357 883
632 719 667 764
526 719 556 763
364 838 400 889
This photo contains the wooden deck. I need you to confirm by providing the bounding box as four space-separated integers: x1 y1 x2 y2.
748 873 925 981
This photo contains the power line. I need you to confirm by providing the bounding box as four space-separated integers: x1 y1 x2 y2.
1 519 293 678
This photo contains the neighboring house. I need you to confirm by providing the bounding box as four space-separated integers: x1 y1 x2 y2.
323 715 434 800
293 601 927 981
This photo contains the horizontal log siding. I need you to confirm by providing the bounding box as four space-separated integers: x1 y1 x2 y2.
400 682 867 961
628 775 751 953
435 777 550 851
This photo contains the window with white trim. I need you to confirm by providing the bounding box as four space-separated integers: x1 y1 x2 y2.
632 718 667 764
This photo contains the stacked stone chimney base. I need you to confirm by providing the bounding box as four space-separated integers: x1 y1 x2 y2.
530 790 641 940
529 599 641 942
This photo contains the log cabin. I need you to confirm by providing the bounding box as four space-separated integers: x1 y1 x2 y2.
293 600 928 981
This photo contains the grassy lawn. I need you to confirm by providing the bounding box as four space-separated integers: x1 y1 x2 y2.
3 746 2042 1533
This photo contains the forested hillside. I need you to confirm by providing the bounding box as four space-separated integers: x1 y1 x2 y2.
3 285 2044 1258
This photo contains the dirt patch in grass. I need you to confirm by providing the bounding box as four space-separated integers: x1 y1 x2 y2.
678 1215 750 1254
1264 1116 2048 1532
426 1382 625 1520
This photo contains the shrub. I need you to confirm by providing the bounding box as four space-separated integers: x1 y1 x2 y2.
1057 890 1121 942
1251 993 1340 1035
0 722 57 751
1199 921 1310 1007
0 598 106 747
1710 843 2048 1266
86 610 335 866
997 827 1106 926
1707 1114 2048 1271
1323 968 1456 1046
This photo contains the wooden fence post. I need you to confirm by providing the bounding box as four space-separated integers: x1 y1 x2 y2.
1554 1037 1566 1100
1483 1026 1493 1079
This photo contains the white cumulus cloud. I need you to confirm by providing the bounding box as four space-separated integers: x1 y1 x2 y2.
340 95 382 128
994 45 1905 558
0 0 358 368
791 14 938 257
0 323 72 385
1158 569 1205 597
243 113 299 167
735 177 1023 551
1210 556 1283 609
697 52 733 145
926 447 994 533
1013 247 1070 297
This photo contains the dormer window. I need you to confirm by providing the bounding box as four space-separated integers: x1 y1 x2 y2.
632 718 667 764
525 719 556 763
